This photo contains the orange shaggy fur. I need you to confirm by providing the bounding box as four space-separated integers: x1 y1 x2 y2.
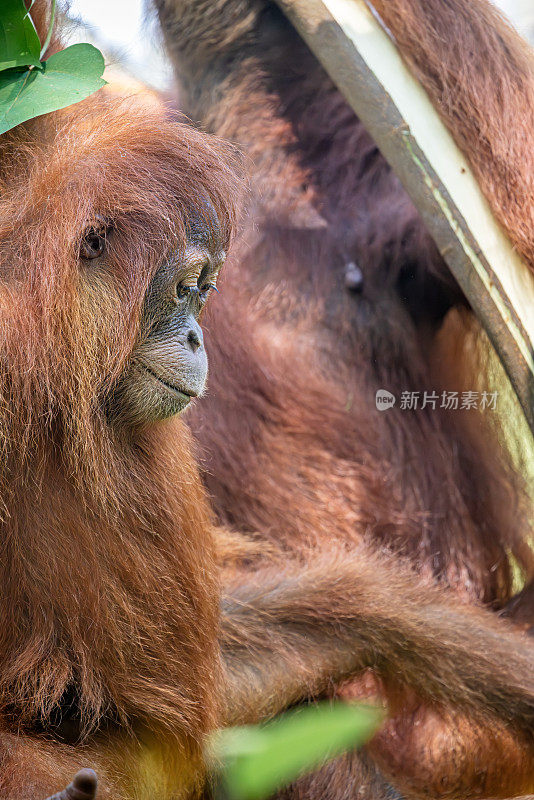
0 93 240 795
372 0 534 272
156 0 534 797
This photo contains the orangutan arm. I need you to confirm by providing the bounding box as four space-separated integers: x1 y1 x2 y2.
369 0 534 272
220 547 534 729
42 548 534 800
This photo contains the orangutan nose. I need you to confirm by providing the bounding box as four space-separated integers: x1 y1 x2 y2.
186 323 203 353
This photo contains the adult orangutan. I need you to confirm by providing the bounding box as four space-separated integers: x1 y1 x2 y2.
3 84 534 800
155 0 534 797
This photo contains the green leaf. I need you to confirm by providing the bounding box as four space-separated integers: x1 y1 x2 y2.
0 0 42 70
0 43 106 135
211 703 384 800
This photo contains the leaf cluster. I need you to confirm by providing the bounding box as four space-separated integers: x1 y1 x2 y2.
0 0 106 135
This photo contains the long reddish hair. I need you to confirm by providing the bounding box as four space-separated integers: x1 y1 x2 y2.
0 93 241 757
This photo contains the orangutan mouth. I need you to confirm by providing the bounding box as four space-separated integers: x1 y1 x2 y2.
142 365 197 401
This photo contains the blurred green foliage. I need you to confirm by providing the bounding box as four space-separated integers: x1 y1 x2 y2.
210 702 384 800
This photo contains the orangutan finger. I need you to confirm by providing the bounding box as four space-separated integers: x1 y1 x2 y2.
45 769 98 800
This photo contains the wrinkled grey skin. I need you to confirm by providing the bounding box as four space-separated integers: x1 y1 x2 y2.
119 240 224 424
93 218 225 426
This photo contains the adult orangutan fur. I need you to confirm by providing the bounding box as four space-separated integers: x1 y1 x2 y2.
155 0 534 797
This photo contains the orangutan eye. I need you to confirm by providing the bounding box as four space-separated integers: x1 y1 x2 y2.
175 281 218 301
199 282 219 296
176 283 192 300
80 218 111 260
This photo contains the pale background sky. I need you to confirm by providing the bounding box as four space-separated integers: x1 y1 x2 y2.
67 0 173 90
66 0 534 93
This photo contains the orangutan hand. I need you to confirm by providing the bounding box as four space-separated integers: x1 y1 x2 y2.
45 769 98 800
